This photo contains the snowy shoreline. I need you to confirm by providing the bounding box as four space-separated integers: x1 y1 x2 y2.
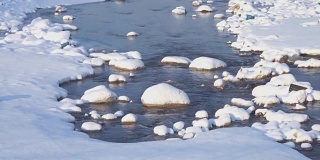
0 0 316 159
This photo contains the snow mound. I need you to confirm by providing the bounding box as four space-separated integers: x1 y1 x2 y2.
214 14 225 19
210 114 232 127
172 6 187 15
231 98 254 107
189 57 227 70
301 143 312 150
83 58 104 67
63 15 74 21
60 98 83 105
192 118 210 128
161 56 191 66
215 104 250 121
236 67 272 80
114 110 124 117
118 96 130 102
114 59 144 71
263 110 309 123
127 31 138 37
253 96 280 106
214 79 224 88
141 83 190 107
102 113 117 120
294 58 320 68
89 110 100 119
254 60 290 75
121 113 137 124
195 5 213 12
195 110 208 119
81 122 102 131
192 1 201 7
252 85 289 97
59 103 81 113
267 74 296 86
81 85 117 103
108 74 126 83
154 125 169 136
173 121 185 132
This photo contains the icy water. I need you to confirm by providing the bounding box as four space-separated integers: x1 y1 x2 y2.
26 0 320 159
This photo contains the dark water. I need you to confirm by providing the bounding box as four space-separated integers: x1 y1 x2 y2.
26 0 320 159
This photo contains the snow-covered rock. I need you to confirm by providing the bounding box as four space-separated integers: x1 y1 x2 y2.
108 74 126 83
81 85 117 103
293 104 307 111
215 104 250 121
114 59 144 71
173 121 185 132
190 57 226 70
211 114 232 127
301 143 312 150
59 103 81 113
195 110 208 119
236 67 272 80
118 96 130 103
252 85 289 98
267 74 296 86
213 79 224 88
60 98 84 105
192 1 202 7
172 6 187 15
161 56 191 66
102 113 117 120
195 5 213 12
154 125 169 136
89 110 100 119
81 122 102 131
231 98 254 107
121 113 137 124
294 58 320 68
141 83 190 107
114 110 124 117
312 124 320 131
214 14 225 19
83 58 105 67
264 110 309 123
127 31 138 37
253 96 280 106
186 126 203 134
63 15 74 21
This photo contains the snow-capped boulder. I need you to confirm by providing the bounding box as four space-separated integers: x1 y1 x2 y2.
195 110 208 119
195 5 213 12
172 6 187 15
98 53 128 62
59 103 81 113
161 56 191 66
192 1 201 7
294 58 320 68
127 31 138 37
236 67 272 80
121 113 137 124
210 114 232 127
253 96 280 106
154 125 169 136
264 110 309 123
81 122 102 131
63 15 74 21
81 85 117 103
192 118 210 128
141 83 190 107
89 110 100 119
214 79 224 88
312 124 320 131
231 98 254 107
102 113 117 121
301 143 312 150
173 121 185 132
114 59 144 71
60 98 84 105
114 110 124 117
189 57 227 70
83 58 105 67
215 104 250 121
108 74 126 83
267 74 296 86
214 14 225 19
118 96 130 103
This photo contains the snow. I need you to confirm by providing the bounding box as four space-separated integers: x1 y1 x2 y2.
301 143 312 150
102 113 117 120
259 109 309 123
267 74 296 86
118 96 130 102
114 59 144 71
195 110 208 119
211 114 232 127
141 83 190 107
172 6 187 15
215 104 250 121
213 78 224 88
236 67 272 80
114 110 124 117
190 57 227 70
126 31 138 37
63 15 74 21
81 85 117 103
0 0 315 159
108 74 126 83
294 58 320 68
192 118 210 128
81 122 102 131
83 58 105 67
192 1 202 7
154 125 169 136
173 121 185 132
161 56 191 65
312 124 320 131
195 5 213 12
231 98 254 107
121 113 137 124
59 103 81 113
253 96 280 106
214 14 225 19
89 110 101 119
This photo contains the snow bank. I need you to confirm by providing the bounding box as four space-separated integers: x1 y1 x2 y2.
81 85 117 103
141 83 190 107
189 57 227 70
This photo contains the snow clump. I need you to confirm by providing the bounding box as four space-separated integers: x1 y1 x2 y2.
121 113 137 124
108 74 126 83
195 5 213 12
102 113 117 121
231 98 254 107
59 103 81 113
195 110 208 119
189 57 227 70
214 79 224 88
63 15 74 21
81 122 102 131
114 59 144 71
215 104 250 121
173 121 185 132
161 56 191 66
172 6 187 15
141 83 190 107
118 96 130 103
154 125 173 136
294 58 320 68
81 85 117 103
127 31 138 37
83 58 104 67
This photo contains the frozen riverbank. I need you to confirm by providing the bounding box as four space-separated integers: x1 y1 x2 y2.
0 0 317 159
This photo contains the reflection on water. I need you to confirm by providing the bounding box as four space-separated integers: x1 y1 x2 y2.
27 0 320 158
